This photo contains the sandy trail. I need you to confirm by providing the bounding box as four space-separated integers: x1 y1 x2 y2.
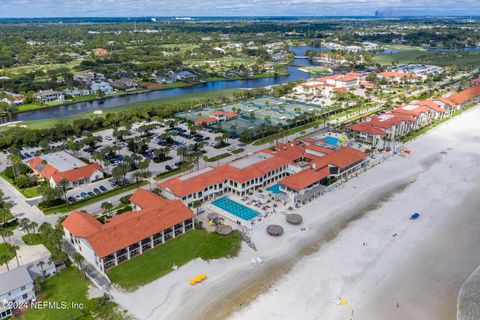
111 105 480 320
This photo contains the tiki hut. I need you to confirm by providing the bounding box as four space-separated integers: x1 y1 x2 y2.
207 212 219 220
266 224 284 236
286 213 303 225
216 225 233 235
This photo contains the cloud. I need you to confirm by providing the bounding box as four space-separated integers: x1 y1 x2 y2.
0 0 478 17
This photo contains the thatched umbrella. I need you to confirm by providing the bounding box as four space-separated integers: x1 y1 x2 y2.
216 225 233 235
207 212 219 220
286 213 303 225
266 224 284 236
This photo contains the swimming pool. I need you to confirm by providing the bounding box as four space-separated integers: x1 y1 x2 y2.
322 136 341 145
212 197 260 221
267 183 283 194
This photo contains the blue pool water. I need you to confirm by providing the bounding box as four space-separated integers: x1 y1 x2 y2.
212 197 260 221
322 136 341 145
267 184 283 194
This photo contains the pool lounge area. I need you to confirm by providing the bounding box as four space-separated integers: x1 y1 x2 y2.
212 196 261 221
267 183 283 195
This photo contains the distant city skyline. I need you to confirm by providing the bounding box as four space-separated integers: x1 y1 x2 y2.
0 0 479 18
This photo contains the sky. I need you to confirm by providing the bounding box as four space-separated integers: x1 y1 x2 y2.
0 0 479 18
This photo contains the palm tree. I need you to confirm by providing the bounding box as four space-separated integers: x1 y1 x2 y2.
101 202 113 213
58 178 70 201
37 260 45 275
19 218 31 236
192 200 202 215
30 221 38 234
73 252 85 276
9 244 20 267
7 152 21 180
132 171 143 184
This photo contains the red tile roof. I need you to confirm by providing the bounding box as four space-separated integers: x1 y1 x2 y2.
159 145 304 197
211 111 224 116
62 211 103 238
51 163 103 184
446 86 480 105
62 189 194 258
311 147 368 170
305 144 336 155
347 122 386 135
195 117 218 125
129 188 165 209
413 99 445 113
393 104 432 117
279 166 330 192
28 156 103 184
224 112 239 118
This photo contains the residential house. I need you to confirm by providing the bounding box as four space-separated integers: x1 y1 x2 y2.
63 88 91 97
111 78 139 90
176 71 198 82
74 72 106 85
91 81 113 94
35 90 65 103
0 267 36 319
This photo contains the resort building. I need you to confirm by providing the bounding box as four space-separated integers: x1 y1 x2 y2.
159 142 369 207
345 85 480 146
347 112 415 146
0 266 36 319
445 85 480 108
62 188 195 275
28 151 104 188
279 145 369 204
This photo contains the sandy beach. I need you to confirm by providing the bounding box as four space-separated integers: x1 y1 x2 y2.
110 104 480 320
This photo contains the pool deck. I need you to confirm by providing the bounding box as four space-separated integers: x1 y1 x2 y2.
207 189 291 229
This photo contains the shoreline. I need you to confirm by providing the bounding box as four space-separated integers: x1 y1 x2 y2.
8 71 289 120
109 104 480 320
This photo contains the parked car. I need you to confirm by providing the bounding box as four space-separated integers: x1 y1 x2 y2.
93 188 101 194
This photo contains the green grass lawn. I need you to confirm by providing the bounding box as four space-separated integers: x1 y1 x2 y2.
0 243 15 261
72 94 97 102
205 152 232 162
17 104 45 112
373 50 428 65
20 88 243 130
22 267 125 320
231 148 245 154
107 229 242 290
22 233 57 254
0 171 41 198
155 165 192 181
